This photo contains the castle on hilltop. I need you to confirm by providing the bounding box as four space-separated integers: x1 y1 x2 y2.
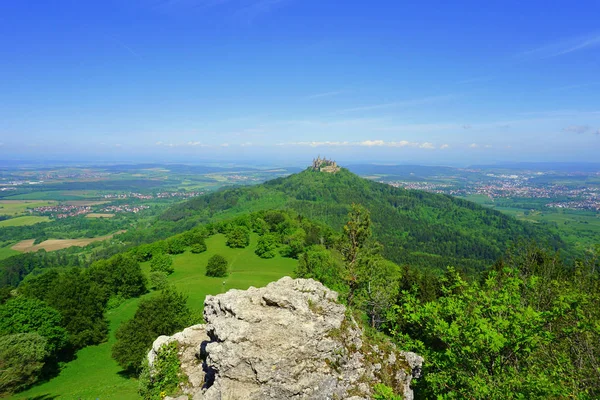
311 156 340 173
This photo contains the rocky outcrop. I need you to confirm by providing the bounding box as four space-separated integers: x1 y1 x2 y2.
148 277 423 399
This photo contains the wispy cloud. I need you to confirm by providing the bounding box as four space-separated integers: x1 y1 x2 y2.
469 143 479 148
456 76 493 85
545 82 600 92
521 33 600 59
562 125 591 134
107 35 141 58
304 90 346 100
440 144 449 149
235 0 289 23
279 140 436 148
333 94 456 114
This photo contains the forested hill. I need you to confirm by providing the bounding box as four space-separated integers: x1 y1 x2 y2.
161 168 565 271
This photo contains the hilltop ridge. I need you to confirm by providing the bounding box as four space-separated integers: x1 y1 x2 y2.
161 163 565 271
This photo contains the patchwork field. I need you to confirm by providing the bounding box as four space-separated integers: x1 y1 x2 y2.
0 200 56 216
15 233 297 399
11 230 126 252
0 215 51 227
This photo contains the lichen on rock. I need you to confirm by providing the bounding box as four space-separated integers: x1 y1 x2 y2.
148 277 423 399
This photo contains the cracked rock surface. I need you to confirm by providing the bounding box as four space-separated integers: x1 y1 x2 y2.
149 277 423 400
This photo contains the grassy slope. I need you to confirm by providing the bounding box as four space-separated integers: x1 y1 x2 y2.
0 216 51 227
16 233 296 399
0 245 19 260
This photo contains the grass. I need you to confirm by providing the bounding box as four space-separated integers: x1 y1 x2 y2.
12 231 126 253
0 245 19 260
86 213 115 218
15 233 297 399
0 200 56 216
0 215 50 227
15 297 142 400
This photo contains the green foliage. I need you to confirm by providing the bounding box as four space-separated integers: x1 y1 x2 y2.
206 254 228 277
112 288 191 373
373 383 403 400
0 297 68 355
150 253 174 275
295 245 343 290
255 234 277 258
89 254 147 298
138 342 184 400
166 237 186 255
226 225 250 248
386 250 600 398
148 271 169 291
43 268 109 349
0 333 48 394
190 239 207 254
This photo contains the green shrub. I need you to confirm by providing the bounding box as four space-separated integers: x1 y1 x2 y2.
138 341 184 400
112 288 191 373
150 253 174 275
206 254 228 277
148 271 169 291
0 333 48 394
255 234 277 258
191 240 207 254
226 226 250 248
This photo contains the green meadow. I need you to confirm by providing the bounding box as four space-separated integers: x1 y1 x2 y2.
15 233 297 399
0 215 50 227
0 200 55 216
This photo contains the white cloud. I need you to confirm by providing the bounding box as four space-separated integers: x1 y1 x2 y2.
419 142 435 149
359 140 386 147
469 143 479 148
484 144 493 148
220 143 230 147
440 144 450 149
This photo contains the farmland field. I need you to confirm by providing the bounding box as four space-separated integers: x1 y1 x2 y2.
11 230 126 252
0 215 50 227
0 200 56 216
86 213 116 218
15 233 297 399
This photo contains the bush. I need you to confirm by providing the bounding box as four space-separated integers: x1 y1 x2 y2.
0 333 48 393
150 254 174 275
148 271 169 291
206 255 228 277
255 234 277 258
190 239 207 254
112 288 191 373
166 237 185 255
138 342 183 400
226 226 250 248
0 297 68 356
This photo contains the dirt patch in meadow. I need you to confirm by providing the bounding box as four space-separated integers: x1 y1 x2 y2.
11 230 126 252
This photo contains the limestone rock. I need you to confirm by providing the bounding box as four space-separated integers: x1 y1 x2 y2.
148 277 422 399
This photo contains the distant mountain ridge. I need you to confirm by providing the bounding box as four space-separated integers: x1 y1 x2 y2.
161 167 565 271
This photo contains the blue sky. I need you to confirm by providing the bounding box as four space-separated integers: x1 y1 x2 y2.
1 0 599 165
